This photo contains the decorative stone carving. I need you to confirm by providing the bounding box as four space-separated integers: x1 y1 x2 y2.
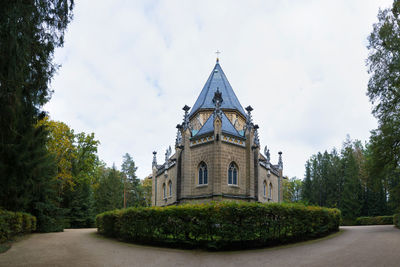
152 151 157 167
253 124 260 147
245 105 254 130
165 146 172 163
212 88 223 118
182 105 191 130
175 124 182 146
264 145 270 163
278 151 283 170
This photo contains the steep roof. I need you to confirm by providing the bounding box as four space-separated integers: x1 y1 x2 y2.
188 61 246 118
193 112 243 139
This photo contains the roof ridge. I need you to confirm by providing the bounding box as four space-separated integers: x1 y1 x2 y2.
198 64 218 109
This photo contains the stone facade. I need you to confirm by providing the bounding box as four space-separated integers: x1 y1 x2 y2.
151 60 284 206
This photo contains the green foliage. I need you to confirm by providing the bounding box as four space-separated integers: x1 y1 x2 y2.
0 0 73 232
283 177 302 202
121 153 143 208
355 216 394 225
366 1 400 215
341 142 363 220
301 137 393 220
96 202 340 250
39 118 100 228
394 213 400 228
94 165 124 214
0 210 36 243
141 177 152 207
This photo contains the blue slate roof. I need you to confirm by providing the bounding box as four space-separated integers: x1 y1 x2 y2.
195 113 215 137
193 112 243 139
188 62 246 118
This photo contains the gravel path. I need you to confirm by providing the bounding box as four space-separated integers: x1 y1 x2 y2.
1 225 399 267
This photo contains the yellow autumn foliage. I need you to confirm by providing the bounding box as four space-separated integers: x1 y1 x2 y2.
38 116 76 189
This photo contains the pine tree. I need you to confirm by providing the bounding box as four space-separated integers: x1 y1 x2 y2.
0 1 73 231
121 153 141 207
94 165 124 214
301 161 312 203
341 143 362 220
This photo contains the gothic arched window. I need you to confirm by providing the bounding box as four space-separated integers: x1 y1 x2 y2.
263 181 266 197
163 183 166 199
268 183 273 199
228 162 238 185
168 181 172 197
198 162 208 185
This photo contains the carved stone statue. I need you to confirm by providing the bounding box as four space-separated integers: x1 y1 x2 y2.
264 145 270 163
165 146 172 163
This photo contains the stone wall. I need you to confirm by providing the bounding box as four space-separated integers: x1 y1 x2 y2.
153 164 177 206
258 165 280 203
152 109 282 206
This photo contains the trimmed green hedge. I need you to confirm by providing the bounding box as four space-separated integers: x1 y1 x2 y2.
0 210 36 243
96 202 341 250
355 216 393 225
394 214 400 228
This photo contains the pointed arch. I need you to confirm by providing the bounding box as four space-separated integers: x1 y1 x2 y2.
168 180 172 197
268 182 273 199
198 162 208 185
228 162 238 185
263 181 267 197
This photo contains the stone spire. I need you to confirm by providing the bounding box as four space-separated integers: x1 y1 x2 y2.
278 151 283 170
182 105 191 130
165 146 172 164
253 124 260 147
175 124 182 147
245 105 254 130
152 151 157 167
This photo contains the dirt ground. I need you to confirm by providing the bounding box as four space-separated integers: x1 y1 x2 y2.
0 225 399 267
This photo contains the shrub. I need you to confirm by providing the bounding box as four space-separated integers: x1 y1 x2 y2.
0 209 36 243
394 214 400 229
355 216 393 225
96 202 341 250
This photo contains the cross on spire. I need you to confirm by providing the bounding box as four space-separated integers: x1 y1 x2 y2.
215 50 221 62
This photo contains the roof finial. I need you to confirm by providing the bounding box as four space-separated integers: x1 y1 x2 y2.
215 50 221 62
152 151 157 167
182 105 191 130
253 124 260 147
245 105 254 130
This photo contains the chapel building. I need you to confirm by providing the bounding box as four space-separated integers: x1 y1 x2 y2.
151 58 284 206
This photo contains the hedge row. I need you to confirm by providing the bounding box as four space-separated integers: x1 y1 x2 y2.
0 209 36 243
96 202 341 250
394 214 400 229
355 216 394 225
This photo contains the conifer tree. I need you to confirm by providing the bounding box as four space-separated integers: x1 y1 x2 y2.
301 161 312 203
121 153 141 207
341 144 362 220
0 1 74 231
94 165 124 214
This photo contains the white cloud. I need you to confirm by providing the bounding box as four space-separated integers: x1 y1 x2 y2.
45 0 393 179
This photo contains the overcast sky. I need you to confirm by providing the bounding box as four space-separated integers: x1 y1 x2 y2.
45 0 393 180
